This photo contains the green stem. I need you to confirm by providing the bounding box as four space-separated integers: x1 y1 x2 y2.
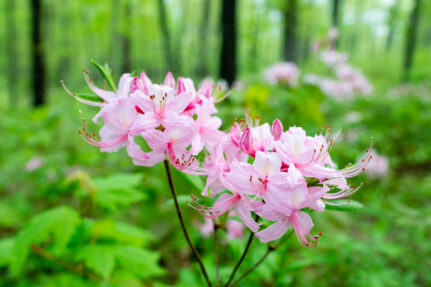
224 214 259 287
163 160 212 287
228 230 294 287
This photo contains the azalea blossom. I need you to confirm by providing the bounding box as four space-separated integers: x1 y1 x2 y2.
193 118 372 246
67 69 224 173
265 62 300 86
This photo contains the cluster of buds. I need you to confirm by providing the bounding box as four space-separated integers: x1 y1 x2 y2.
67 68 372 247
305 27 373 98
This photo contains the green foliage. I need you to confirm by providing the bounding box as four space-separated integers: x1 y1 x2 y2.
325 199 364 211
10 206 81 275
90 60 117 92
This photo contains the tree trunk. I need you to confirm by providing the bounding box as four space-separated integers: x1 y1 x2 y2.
197 0 211 77
219 0 237 86
403 0 422 82
6 0 18 106
121 0 132 73
332 0 341 28
282 0 297 63
108 0 121 74
158 0 173 72
386 0 400 51
31 0 46 106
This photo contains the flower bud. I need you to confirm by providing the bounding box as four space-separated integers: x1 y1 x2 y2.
272 119 283 140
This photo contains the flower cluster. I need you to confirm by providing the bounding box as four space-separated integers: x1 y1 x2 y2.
305 28 373 98
264 62 300 86
65 70 223 173
68 67 372 247
191 119 373 246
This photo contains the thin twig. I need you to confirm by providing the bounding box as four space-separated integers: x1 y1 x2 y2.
228 230 294 287
163 160 212 287
31 245 86 276
223 214 259 287
214 221 220 287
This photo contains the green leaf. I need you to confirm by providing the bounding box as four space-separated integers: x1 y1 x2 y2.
115 246 164 279
75 93 104 103
89 220 153 247
176 171 205 191
0 238 14 267
91 59 117 92
10 206 81 275
325 200 364 211
76 244 116 280
92 174 146 211
92 173 143 191
36 273 97 287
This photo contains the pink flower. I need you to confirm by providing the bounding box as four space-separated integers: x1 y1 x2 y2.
365 151 389 179
320 50 348 67
199 217 214 238
26 157 43 172
227 218 244 240
265 62 300 86
69 70 225 173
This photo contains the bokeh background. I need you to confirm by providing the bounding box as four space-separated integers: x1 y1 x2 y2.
0 0 430 286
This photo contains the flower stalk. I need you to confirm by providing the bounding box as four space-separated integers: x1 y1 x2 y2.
163 160 212 287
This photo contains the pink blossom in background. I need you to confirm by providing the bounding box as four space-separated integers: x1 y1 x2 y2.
26 157 43 172
328 27 339 41
199 217 215 238
365 151 389 179
306 28 373 99
265 62 300 86
320 50 348 67
227 218 244 240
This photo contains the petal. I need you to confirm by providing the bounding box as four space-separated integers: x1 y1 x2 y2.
164 72 175 88
236 199 260 232
117 73 133 97
272 119 283 141
253 151 282 177
255 217 291 243
166 91 193 113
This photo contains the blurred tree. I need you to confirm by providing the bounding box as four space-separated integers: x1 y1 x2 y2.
220 0 237 85
6 0 18 106
197 0 211 77
282 0 298 62
403 0 422 81
121 0 132 73
158 0 174 72
31 0 46 106
332 0 341 28
387 0 401 51
109 0 121 73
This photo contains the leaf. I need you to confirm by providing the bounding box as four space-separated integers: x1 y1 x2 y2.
75 93 104 103
92 174 146 211
325 200 364 211
75 244 116 280
91 60 117 92
10 206 81 275
92 173 143 191
115 246 164 279
96 188 145 211
0 238 14 267
176 172 205 191
36 273 97 287
89 220 153 247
